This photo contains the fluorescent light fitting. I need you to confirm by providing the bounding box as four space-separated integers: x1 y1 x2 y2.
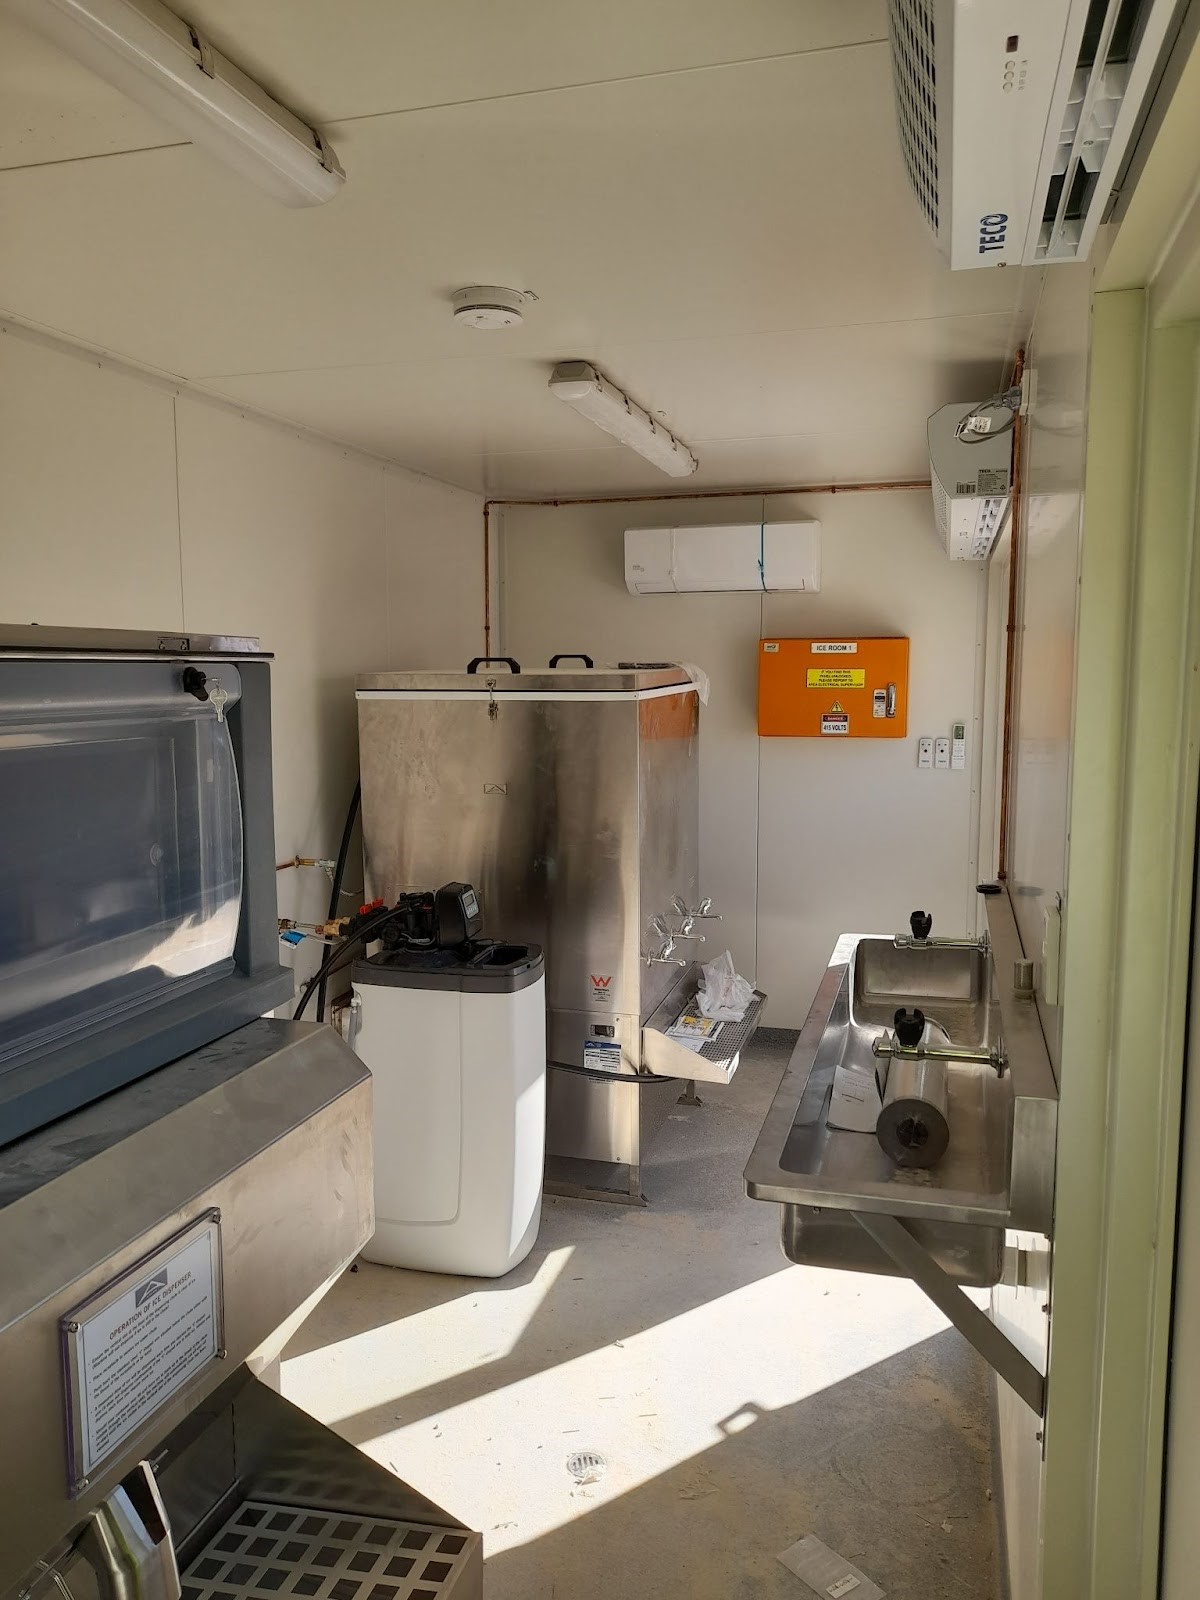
18 0 345 206
549 361 698 478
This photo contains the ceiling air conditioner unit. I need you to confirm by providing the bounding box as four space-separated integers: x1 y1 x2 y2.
625 523 821 595
888 0 1182 268
928 404 1012 560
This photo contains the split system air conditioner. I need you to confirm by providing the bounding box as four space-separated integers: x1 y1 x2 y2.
888 0 1181 268
928 404 1012 560
624 522 821 595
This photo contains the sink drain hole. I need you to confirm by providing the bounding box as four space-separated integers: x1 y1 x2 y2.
566 1450 607 1484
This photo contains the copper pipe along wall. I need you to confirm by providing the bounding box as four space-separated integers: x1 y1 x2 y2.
480 477 931 657
483 501 492 657
996 348 1026 882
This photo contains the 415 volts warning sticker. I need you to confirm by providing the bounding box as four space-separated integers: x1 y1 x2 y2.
821 711 850 735
807 668 866 689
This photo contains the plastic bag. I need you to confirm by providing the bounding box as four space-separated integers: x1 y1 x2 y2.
697 950 754 1021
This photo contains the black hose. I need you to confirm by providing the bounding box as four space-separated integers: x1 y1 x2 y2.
316 780 361 1023
295 901 394 1022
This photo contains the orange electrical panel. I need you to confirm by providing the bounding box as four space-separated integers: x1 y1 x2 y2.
757 636 910 738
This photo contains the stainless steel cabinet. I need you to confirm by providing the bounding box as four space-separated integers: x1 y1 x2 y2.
356 664 711 1201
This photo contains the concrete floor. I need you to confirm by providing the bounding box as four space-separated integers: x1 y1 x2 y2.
281 1032 1000 1600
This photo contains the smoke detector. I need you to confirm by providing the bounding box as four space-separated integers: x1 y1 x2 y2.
451 286 528 329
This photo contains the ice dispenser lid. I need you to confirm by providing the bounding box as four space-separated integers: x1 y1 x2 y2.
356 657 698 695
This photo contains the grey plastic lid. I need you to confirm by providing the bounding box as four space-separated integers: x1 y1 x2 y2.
352 943 544 995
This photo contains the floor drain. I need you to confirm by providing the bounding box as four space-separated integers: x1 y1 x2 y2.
566 1450 607 1484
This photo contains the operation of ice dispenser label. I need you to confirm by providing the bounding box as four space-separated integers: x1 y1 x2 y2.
63 1215 221 1484
584 1039 623 1071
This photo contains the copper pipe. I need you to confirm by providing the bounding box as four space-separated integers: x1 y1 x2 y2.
483 500 492 658
485 477 927 513
479 477 930 652
996 348 1026 882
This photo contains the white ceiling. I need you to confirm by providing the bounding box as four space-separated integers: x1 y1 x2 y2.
0 0 1035 496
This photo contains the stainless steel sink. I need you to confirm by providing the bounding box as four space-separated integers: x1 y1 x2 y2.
851 936 992 1046
745 922 1056 1288
744 901 1059 1412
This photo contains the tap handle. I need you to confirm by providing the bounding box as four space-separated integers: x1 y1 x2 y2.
894 1007 926 1048
909 910 933 941
673 894 721 921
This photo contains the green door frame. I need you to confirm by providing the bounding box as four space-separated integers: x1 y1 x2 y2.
1041 297 1200 1597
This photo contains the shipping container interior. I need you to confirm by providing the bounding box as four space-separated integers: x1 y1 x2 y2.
3 3 1200 1599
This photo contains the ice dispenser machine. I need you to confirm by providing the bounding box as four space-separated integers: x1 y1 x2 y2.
0 627 294 1145
0 628 482 1600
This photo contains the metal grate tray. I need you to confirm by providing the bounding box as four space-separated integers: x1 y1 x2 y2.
642 984 767 1084
181 1501 474 1600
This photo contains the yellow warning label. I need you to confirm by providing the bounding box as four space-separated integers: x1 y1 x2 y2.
807 668 866 689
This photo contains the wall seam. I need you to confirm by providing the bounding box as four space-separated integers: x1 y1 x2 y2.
171 395 186 629
0 313 479 502
754 494 766 985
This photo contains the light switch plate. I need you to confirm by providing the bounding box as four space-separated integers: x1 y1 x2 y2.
934 737 951 770
917 737 934 769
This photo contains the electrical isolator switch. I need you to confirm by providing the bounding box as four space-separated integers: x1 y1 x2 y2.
951 721 967 770
934 737 951 770
917 737 934 769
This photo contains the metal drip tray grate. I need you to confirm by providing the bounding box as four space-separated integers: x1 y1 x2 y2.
181 1501 473 1600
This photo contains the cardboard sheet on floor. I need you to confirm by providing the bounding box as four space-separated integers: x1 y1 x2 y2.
777 1535 885 1599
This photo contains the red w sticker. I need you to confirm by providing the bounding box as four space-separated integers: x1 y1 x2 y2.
590 975 612 989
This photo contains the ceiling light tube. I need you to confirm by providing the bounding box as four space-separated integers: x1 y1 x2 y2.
549 361 699 478
17 0 345 205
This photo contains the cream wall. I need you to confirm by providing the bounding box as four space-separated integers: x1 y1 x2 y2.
0 323 483 998
500 490 987 1028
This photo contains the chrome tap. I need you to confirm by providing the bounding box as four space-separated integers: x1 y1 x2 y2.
654 909 706 944
646 918 687 966
672 895 721 925
892 909 990 954
871 1007 1006 1075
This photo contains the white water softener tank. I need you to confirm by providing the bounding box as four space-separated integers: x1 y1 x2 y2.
351 932 546 1277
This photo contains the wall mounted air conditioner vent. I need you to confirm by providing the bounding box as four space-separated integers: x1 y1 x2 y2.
888 0 1182 268
928 404 1012 560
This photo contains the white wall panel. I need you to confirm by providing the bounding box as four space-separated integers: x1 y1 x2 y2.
758 491 984 1022
384 468 485 668
175 400 389 969
0 329 182 628
501 490 985 1027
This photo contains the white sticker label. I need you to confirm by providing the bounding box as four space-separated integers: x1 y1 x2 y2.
811 642 858 654
665 1013 723 1053
763 641 780 653
584 1038 623 1071
828 1579 861 1598
64 1218 221 1484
